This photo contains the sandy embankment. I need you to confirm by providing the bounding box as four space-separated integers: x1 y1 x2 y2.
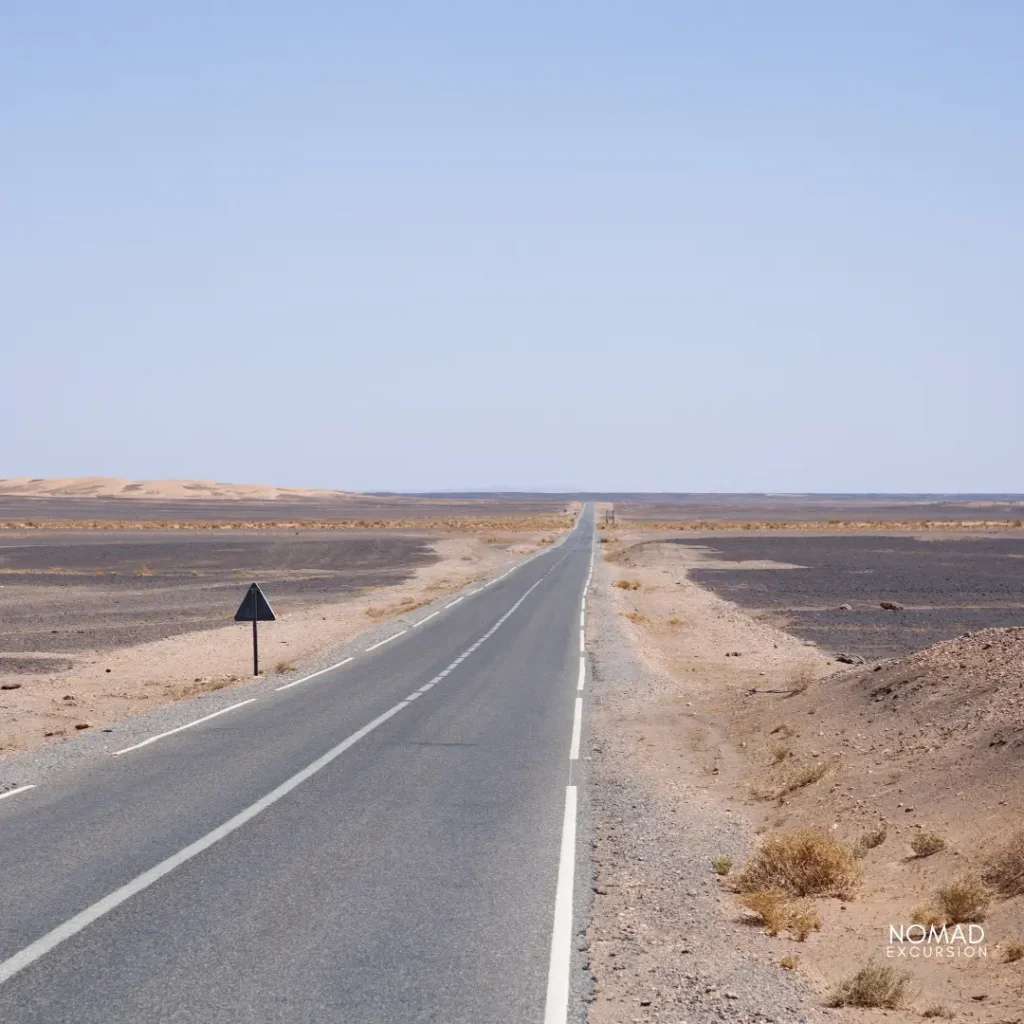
0 532 553 759
588 531 1024 1022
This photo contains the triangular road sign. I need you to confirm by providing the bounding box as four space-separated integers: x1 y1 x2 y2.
234 582 276 622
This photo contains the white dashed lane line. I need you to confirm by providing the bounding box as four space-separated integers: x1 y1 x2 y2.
0 555 563 987
275 657 354 692
0 785 36 803
364 630 406 652
111 700 258 757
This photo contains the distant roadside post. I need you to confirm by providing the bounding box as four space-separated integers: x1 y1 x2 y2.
234 582 276 676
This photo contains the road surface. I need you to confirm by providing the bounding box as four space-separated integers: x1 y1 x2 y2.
0 506 595 1023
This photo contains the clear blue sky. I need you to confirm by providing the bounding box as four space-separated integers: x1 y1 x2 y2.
3 2 1021 492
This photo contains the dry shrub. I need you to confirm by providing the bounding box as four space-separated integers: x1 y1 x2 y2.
785 667 814 697
614 579 641 590
737 891 789 935
737 891 821 940
827 960 914 1008
779 955 799 970
712 855 733 876
755 761 830 800
666 616 682 627
854 825 888 858
911 831 947 858
623 611 648 624
789 904 823 941
910 905 946 930
770 744 792 765
1002 941 1024 963
274 660 294 674
922 1003 955 1019
779 762 829 795
935 875 991 924
737 829 860 898
915 877 991 927
982 828 1024 898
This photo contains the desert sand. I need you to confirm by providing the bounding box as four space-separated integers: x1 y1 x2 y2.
590 529 1024 1020
0 477 353 501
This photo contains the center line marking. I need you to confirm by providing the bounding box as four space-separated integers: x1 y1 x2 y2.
0 566 557 987
365 630 406 652
577 657 586 691
411 610 440 628
1 700 410 987
445 596 464 609
112 699 257 757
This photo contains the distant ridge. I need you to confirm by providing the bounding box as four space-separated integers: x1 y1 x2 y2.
0 478 354 501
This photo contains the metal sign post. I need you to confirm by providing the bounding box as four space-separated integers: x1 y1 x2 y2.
234 582 277 676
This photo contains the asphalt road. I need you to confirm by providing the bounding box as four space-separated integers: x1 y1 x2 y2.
0 508 595 1023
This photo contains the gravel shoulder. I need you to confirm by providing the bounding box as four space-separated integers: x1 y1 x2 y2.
584 541 824 1023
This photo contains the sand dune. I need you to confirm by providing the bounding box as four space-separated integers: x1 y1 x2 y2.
0 478 354 501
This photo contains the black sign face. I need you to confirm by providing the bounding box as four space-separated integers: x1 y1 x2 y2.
234 582 276 622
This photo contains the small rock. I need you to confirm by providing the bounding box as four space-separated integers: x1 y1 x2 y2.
836 653 865 665
105 668 112 673
838 603 852 611
879 601 904 611
74 723 90 730
0 683 22 691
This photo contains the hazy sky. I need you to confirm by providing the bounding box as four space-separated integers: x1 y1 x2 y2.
3 2 1022 492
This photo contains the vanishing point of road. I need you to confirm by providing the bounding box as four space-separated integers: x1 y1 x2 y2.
0 506 597 1023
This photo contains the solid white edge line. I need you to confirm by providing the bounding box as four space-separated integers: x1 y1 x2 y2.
0 785 36 803
275 657 354 691
411 609 440 628
111 699 258 756
569 697 582 760
577 657 585 691
0 700 410 987
364 630 406 652
543 784 578 1024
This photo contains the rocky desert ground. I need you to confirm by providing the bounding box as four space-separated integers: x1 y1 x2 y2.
585 518 1024 1022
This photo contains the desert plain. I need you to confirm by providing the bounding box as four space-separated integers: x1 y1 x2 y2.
587 500 1024 1022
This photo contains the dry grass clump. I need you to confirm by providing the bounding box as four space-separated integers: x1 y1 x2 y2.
623 610 648 624
712 855 733 876
1002 941 1024 963
914 875 991 926
826 960 914 1008
779 955 799 970
854 825 888 858
736 891 821 940
770 744 792 765
613 579 641 590
785 667 814 697
274 660 295 674
736 829 861 898
982 828 1024 898
935 875 991 923
754 761 830 800
911 831 947 858
922 1003 956 1019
